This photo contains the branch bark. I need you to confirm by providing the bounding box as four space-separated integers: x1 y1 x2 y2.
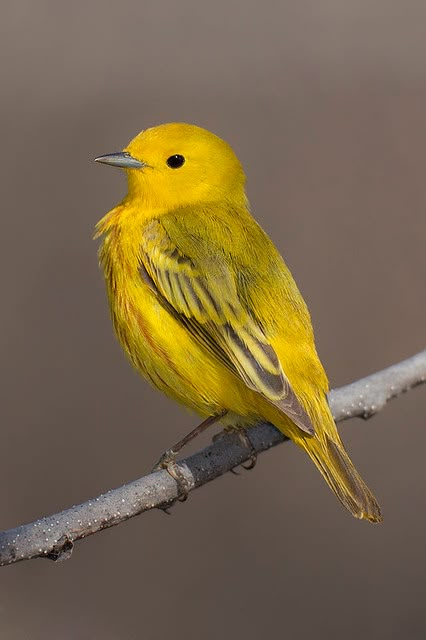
1 350 425 566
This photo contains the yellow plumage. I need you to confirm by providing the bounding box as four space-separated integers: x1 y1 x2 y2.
95 122 381 523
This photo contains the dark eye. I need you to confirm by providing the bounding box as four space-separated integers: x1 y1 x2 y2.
166 154 185 169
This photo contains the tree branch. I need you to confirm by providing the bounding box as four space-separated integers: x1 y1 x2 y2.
1 350 425 566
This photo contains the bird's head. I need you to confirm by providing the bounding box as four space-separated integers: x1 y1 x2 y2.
95 123 246 212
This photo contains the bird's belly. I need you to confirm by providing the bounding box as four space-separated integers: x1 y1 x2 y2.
110 285 258 419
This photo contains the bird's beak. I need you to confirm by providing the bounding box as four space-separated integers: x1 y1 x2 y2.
94 151 145 169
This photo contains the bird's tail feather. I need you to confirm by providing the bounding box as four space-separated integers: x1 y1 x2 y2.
298 432 382 523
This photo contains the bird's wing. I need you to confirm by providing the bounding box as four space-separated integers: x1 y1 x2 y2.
140 218 314 435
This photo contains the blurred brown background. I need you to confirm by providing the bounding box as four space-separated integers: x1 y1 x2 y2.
1 1 425 638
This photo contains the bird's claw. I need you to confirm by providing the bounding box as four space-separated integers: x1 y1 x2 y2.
241 455 257 470
231 430 258 472
152 449 191 504
151 448 178 473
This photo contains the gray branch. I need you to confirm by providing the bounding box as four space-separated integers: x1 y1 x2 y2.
1 350 425 566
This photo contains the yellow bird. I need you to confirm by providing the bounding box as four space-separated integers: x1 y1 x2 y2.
95 122 382 523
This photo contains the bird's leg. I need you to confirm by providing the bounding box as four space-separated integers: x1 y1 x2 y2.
152 410 227 502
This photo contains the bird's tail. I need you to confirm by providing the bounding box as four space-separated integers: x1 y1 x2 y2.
297 431 382 523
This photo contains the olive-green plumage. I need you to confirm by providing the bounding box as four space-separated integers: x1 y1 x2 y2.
95 122 382 522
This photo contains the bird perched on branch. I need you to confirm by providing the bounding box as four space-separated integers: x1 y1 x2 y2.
95 122 381 522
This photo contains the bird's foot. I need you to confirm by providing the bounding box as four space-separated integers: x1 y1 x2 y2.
212 428 257 472
236 430 257 471
151 449 191 503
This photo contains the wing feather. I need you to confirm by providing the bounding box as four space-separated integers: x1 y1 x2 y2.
140 219 314 435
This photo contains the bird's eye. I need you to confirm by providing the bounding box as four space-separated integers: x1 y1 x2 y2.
166 154 185 169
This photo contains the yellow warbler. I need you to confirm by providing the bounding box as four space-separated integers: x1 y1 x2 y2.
95 122 381 522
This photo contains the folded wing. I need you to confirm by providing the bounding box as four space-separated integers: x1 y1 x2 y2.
140 218 314 435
